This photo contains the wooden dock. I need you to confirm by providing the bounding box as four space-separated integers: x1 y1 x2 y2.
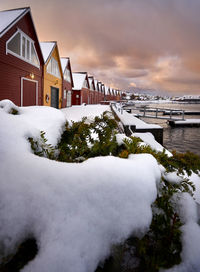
134 113 184 121
163 111 200 116
112 103 163 144
133 106 185 121
168 119 200 127
123 105 200 122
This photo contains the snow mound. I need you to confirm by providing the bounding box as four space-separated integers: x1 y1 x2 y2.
1 100 200 272
0 100 160 272
132 132 172 156
0 99 20 114
163 193 200 272
61 104 110 123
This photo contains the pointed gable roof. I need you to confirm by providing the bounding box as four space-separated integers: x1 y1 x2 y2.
60 57 74 87
88 76 95 91
101 84 105 93
60 58 69 74
105 85 109 95
94 79 98 91
0 7 29 37
40 41 56 63
72 72 89 90
98 82 102 92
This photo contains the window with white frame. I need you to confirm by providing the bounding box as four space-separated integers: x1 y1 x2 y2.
64 68 71 83
63 89 67 99
6 29 40 68
47 57 61 78
67 91 72 107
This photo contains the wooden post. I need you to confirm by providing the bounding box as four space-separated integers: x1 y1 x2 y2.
182 110 185 120
143 106 146 117
156 108 158 118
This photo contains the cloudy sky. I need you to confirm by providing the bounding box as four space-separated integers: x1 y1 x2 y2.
1 0 200 95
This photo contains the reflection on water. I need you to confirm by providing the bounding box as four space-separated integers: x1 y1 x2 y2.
135 102 200 156
163 127 200 156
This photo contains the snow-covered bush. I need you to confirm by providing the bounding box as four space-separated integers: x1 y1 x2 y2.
28 131 58 160
0 99 20 115
27 110 200 271
58 111 119 162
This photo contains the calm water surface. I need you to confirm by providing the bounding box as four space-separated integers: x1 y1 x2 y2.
136 103 200 156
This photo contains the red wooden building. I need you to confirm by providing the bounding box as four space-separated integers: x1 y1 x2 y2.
0 7 44 106
88 76 95 104
104 85 111 101
61 57 74 107
97 82 104 102
101 84 106 101
94 79 100 103
72 72 90 105
116 90 121 101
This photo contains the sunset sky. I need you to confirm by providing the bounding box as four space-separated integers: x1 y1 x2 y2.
1 0 200 95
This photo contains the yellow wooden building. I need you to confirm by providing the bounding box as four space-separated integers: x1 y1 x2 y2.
40 41 63 108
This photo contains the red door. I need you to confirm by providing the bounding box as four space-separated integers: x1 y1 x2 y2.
21 78 37 106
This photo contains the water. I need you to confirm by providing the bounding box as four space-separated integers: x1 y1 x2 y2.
134 102 200 156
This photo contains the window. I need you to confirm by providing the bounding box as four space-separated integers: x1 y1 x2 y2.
6 29 40 68
47 57 61 78
31 43 39 67
7 32 20 55
63 89 67 99
64 68 71 83
22 36 26 58
67 91 72 107
27 40 30 59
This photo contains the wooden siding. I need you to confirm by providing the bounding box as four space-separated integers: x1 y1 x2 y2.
0 12 43 106
62 80 72 107
72 88 90 105
72 90 81 105
62 60 73 108
81 88 90 104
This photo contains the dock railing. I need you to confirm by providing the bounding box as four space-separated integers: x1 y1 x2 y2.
128 105 185 121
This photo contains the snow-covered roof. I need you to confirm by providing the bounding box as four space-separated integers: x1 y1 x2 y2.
97 82 101 87
94 79 98 90
60 58 69 73
40 42 56 63
72 73 87 90
97 82 102 91
0 7 29 38
88 77 94 90
105 86 109 95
